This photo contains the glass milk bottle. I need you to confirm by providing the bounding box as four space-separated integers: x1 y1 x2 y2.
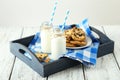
40 22 53 53
51 28 66 60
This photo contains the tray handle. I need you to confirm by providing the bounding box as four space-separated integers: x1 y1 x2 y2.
90 26 111 43
10 42 43 69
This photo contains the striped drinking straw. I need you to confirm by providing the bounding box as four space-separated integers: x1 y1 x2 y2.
50 1 58 24
61 10 70 31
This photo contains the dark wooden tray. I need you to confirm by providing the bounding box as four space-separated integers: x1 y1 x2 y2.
10 27 114 77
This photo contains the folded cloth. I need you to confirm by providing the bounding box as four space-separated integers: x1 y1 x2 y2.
25 19 99 66
63 19 99 65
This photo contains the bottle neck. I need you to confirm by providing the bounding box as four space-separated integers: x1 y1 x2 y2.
40 21 53 30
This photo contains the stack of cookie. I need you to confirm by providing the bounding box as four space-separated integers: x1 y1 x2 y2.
64 26 87 47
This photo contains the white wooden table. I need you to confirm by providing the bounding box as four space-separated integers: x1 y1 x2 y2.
0 26 120 80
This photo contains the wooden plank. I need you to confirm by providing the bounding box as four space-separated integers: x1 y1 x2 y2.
0 27 22 80
83 26 120 80
10 27 46 80
103 26 120 68
48 65 85 80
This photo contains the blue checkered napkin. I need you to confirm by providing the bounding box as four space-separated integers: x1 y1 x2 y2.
26 19 99 66
61 19 99 65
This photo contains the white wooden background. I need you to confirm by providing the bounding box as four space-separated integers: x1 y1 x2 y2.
0 26 120 80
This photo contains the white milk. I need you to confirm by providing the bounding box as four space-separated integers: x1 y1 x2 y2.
40 22 52 53
51 33 66 60
41 29 52 53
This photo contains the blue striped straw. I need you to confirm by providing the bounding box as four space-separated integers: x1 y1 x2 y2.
61 10 70 31
50 1 58 24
